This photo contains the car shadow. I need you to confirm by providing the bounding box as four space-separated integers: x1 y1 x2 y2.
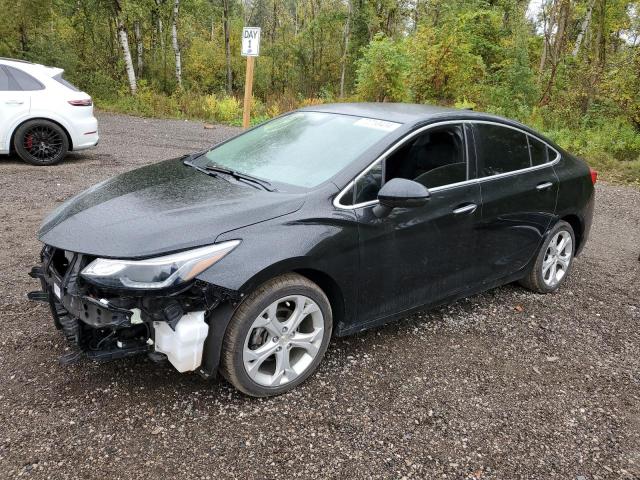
53 284 522 404
1 150 102 166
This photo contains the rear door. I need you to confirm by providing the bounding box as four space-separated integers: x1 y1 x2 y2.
0 66 31 151
471 122 559 283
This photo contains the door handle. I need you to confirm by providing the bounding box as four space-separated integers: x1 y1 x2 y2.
536 181 553 191
5 100 24 105
453 203 478 215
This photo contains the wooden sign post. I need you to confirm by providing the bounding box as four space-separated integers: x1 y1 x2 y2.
241 27 261 129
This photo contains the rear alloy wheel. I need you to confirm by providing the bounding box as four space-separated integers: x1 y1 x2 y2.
14 120 69 166
519 220 575 293
221 274 332 397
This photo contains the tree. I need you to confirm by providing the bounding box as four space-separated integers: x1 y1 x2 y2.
113 0 137 95
355 34 409 102
171 0 182 88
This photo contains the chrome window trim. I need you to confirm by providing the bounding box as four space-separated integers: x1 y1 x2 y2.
333 119 560 210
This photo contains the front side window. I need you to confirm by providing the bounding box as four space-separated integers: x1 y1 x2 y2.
474 123 530 177
354 161 383 204
5 66 44 91
347 124 467 206
385 125 467 188
194 112 399 189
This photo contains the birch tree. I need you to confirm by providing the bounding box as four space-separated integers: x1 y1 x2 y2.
134 20 143 76
114 0 137 95
573 0 596 57
171 0 182 87
222 0 232 94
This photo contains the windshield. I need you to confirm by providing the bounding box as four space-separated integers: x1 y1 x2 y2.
194 112 400 188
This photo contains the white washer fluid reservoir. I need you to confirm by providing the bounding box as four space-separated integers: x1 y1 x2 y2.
154 311 209 372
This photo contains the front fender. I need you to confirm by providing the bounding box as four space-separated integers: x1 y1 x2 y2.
195 208 360 334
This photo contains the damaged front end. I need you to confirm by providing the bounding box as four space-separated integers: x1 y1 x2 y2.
29 244 240 376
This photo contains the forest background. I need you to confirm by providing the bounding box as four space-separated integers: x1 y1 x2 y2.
1 0 639 183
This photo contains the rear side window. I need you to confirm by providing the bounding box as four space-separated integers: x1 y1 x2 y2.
0 67 9 91
5 66 44 91
474 123 530 177
53 73 80 91
528 136 549 166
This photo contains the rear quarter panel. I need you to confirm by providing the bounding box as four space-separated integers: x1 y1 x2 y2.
553 153 595 255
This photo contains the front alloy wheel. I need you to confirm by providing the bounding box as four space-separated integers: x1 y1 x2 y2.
243 295 324 387
221 273 332 397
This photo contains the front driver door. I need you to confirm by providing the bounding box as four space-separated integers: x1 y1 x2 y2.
347 123 483 326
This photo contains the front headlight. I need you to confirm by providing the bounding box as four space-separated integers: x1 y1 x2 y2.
81 240 240 290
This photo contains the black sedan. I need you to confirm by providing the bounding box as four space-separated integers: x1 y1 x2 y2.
30 103 596 397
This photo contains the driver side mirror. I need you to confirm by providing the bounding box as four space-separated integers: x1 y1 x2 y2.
373 178 430 218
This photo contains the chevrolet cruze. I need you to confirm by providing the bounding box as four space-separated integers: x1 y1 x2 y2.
29 103 595 396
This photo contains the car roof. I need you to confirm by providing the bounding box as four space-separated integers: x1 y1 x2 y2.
299 102 459 124
0 57 62 77
299 102 557 142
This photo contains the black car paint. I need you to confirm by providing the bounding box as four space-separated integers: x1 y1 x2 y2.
39 157 305 258
34 103 595 377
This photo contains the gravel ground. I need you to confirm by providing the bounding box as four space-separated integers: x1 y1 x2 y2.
0 112 639 480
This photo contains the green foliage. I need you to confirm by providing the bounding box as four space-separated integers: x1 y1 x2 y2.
407 24 485 104
355 34 409 102
0 0 638 185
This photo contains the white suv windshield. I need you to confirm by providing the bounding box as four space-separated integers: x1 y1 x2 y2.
196 112 400 188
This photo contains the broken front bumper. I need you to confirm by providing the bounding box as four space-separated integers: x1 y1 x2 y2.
28 246 238 373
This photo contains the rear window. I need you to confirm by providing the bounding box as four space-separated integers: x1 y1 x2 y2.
53 73 80 91
5 66 44 91
474 123 531 177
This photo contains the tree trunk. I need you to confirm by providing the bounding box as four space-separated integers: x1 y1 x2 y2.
154 0 165 51
171 0 182 88
134 20 143 77
538 0 556 75
596 0 607 68
339 0 352 98
222 0 232 94
572 0 595 57
114 1 137 95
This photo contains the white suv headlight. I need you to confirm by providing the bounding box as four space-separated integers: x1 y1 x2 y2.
81 240 240 290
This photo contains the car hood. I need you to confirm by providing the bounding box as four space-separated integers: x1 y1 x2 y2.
38 157 306 258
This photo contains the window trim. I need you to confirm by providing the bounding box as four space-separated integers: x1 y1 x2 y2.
333 119 560 210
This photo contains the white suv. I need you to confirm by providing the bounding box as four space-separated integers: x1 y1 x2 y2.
0 58 99 165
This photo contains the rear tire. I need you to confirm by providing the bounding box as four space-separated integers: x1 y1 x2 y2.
221 273 332 397
519 220 575 293
14 119 69 166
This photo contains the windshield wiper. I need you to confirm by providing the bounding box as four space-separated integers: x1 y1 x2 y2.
204 165 277 192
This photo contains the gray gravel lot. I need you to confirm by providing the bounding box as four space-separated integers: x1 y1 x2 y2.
0 112 639 479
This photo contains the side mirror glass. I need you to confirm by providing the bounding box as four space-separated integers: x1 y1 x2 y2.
373 178 430 217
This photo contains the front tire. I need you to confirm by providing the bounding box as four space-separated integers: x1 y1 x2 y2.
519 220 575 293
221 273 332 397
13 120 69 166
